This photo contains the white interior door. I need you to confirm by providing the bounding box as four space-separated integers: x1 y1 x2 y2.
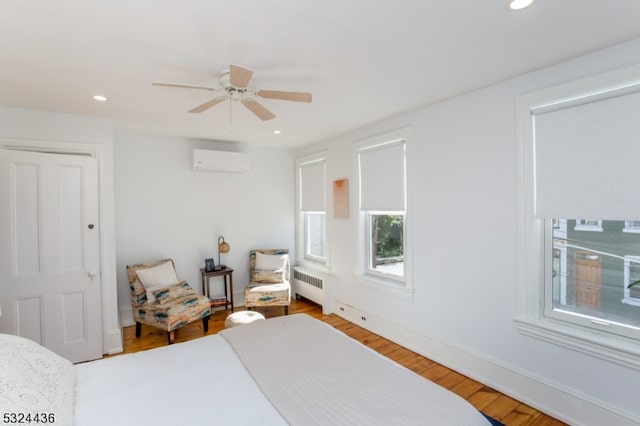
0 149 102 363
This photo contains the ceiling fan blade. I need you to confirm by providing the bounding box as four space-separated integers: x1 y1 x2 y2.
258 90 312 103
152 82 215 91
242 99 276 121
229 64 253 88
188 97 227 113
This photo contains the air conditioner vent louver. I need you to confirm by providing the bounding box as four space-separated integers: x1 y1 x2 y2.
293 269 323 289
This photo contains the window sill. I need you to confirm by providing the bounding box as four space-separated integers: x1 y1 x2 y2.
295 259 329 276
353 274 414 300
573 225 603 232
514 316 640 371
622 297 640 307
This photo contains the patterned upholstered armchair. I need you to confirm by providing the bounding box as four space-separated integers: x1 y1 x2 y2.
244 249 291 315
127 259 211 344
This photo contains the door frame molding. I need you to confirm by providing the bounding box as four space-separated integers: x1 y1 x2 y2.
1 140 100 156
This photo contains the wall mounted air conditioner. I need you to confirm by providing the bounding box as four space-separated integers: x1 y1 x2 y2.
191 149 250 173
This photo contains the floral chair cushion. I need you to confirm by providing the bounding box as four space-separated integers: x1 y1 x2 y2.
252 269 285 284
245 282 291 307
152 280 195 305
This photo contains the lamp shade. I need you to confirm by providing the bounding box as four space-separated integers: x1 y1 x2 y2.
216 236 230 270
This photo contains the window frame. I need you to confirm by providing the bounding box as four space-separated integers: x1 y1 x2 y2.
295 152 328 269
623 255 640 307
543 219 640 340
304 211 326 262
353 127 413 300
516 66 640 370
574 219 603 232
623 221 640 234
364 211 405 281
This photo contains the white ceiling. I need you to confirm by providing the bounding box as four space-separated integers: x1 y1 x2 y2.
2 0 640 148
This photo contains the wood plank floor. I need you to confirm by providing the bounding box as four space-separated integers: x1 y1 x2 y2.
118 298 565 426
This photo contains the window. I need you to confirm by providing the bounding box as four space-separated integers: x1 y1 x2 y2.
355 128 411 289
517 68 640 366
547 220 640 338
623 255 640 307
296 155 327 264
366 213 404 278
305 212 325 260
623 221 640 234
574 219 603 232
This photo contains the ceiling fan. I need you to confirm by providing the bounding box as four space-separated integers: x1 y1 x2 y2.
152 64 312 121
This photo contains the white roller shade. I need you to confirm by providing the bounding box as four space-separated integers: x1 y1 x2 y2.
300 160 325 212
358 140 405 211
533 88 640 220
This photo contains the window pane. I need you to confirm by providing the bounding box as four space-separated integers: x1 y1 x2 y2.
624 221 640 234
369 214 404 277
549 219 640 332
305 212 325 259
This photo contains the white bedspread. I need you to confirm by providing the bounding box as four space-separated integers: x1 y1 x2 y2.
74 334 286 426
220 314 490 426
74 314 490 425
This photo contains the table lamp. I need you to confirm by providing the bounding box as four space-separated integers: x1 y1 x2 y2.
215 236 230 270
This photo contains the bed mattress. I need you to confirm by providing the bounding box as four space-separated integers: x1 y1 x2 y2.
74 333 286 425
74 314 490 425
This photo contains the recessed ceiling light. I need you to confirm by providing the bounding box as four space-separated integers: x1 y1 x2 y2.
508 0 534 10
272 130 282 135
92 95 108 102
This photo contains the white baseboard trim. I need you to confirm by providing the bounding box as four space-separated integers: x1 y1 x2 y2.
120 305 134 328
233 290 245 308
332 299 639 426
104 327 123 355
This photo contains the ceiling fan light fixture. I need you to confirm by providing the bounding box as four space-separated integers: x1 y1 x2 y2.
508 0 534 10
152 63 312 122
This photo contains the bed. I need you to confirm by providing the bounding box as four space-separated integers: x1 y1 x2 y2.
1 314 492 425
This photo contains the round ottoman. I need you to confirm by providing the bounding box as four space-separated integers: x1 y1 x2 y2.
224 310 266 328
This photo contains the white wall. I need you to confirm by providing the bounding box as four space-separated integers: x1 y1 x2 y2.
0 106 121 354
113 132 295 324
295 38 640 425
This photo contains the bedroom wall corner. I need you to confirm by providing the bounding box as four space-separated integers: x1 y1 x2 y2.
113 132 295 321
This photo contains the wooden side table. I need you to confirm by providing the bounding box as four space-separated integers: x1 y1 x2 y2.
200 266 234 312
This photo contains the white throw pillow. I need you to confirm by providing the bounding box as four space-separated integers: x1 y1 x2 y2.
135 261 179 303
255 252 288 271
0 334 76 425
